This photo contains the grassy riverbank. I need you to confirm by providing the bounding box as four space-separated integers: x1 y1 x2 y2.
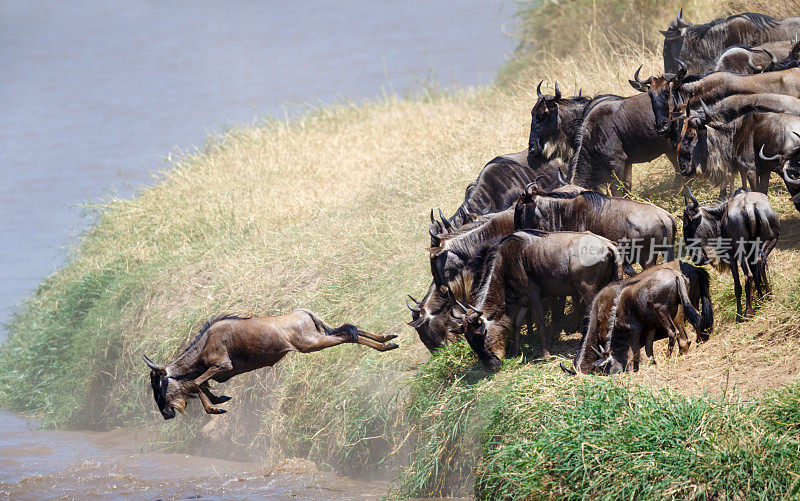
3 0 800 498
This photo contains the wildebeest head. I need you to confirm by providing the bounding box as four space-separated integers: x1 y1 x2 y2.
452 303 502 372
661 10 691 73
528 81 563 158
759 134 800 210
407 285 458 352
681 185 717 266
676 101 713 176
630 63 687 136
143 355 188 420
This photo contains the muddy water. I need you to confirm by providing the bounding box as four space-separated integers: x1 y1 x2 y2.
0 410 387 500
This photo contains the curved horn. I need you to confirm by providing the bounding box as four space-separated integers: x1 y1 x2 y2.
438 208 452 230
560 363 577 375
557 167 568 186
453 300 468 313
468 304 483 316
590 346 603 358
675 59 688 79
142 355 166 375
429 209 435 225
429 226 440 243
759 144 782 162
783 165 800 186
686 184 699 208
407 294 419 304
553 81 561 100
524 181 537 195
537 80 543 98
633 64 646 84
406 299 421 313
747 55 763 73
699 99 711 119
764 49 777 70
577 88 583 97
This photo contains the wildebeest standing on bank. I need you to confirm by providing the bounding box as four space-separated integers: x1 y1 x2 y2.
453 230 623 370
677 102 800 199
407 283 459 352
683 187 780 320
566 262 712 374
527 82 591 164
661 11 800 74
143 310 398 419
712 40 800 74
514 188 676 274
566 92 678 193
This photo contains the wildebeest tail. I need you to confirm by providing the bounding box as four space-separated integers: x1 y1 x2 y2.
676 276 704 335
301 309 357 338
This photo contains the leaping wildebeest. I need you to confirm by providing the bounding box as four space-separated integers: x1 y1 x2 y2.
661 11 800 74
143 311 398 419
683 187 780 321
452 230 623 370
565 261 713 375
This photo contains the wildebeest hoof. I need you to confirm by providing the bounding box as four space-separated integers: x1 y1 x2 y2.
216 395 232 403
385 333 399 340
209 407 227 414
385 342 399 350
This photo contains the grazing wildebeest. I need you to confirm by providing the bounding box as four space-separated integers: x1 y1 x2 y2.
565 262 712 374
143 311 398 419
514 188 676 274
661 11 800 74
565 91 678 193
407 283 459 352
452 230 623 370
528 81 591 163
683 187 780 321
677 102 800 197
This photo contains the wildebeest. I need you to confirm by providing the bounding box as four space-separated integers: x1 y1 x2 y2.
712 40 800 74
758 131 800 211
677 102 800 197
452 230 623 370
661 11 800 74
528 82 591 164
432 151 568 233
143 311 398 419
565 91 678 192
566 261 712 374
683 187 780 320
407 283 458 352
514 188 676 274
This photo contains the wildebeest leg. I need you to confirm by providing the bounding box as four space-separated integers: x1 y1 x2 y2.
730 262 744 322
550 296 565 336
757 170 770 194
626 330 640 372
741 256 756 318
355 329 398 343
623 163 633 193
652 301 687 356
644 329 656 365
509 307 527 358
745 168 757 191
295 326 398 353
530 296 550 360
200 382 231 405
197 388 227 415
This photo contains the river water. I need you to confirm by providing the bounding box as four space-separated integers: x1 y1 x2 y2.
0 1 514 498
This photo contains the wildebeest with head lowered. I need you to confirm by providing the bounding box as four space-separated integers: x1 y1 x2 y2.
514 188 676 274
452 230 623 370
143 310 398 419
566 261 712 374
683 187 780 321
661 11 800 74
406 283 459 352
565 91 678 193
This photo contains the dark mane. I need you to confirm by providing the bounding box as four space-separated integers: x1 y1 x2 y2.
578 191 610 212
500 228 549 245
179 314 251 356
690 13 779 40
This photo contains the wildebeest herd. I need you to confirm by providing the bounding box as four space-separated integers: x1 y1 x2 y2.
408 10 799 376
145 11 800 418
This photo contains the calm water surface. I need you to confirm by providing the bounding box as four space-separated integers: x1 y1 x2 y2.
0 1 514 497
